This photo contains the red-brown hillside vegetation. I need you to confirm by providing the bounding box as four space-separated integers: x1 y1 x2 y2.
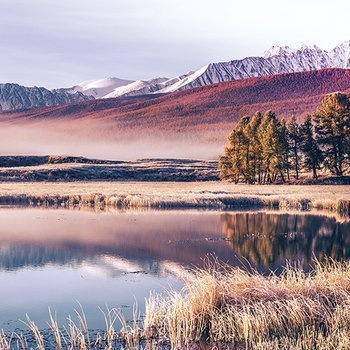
2 68 350 159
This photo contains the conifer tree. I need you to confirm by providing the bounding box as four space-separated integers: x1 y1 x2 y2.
280 119 291 180
219 131 240 183
219 94 350 183
314 92 350 176
235 116 251 183
258 111 285 183
300 115 323 179
219 116 251 183
287 116 302 179
246 112 263 183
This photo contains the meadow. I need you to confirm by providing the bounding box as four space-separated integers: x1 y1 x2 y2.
0 181 349 215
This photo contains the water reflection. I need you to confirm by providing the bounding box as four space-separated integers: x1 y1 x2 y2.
0 208 348 274
0 208 349 330
221 212 350 272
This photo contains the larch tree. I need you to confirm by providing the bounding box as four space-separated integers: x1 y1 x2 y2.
219 92 350 183
287 116 302 179
258 111 285 183
280 119 291 180
300 115 323 179
246 112 263 183
314 92 350 176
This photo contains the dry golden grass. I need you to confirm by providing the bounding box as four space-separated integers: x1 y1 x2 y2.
0 181 349 215
144 259 350 349
1 260 350 349
0 306 144 350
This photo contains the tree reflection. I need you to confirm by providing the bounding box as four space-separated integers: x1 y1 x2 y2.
0 210 348 274
221 212 350 271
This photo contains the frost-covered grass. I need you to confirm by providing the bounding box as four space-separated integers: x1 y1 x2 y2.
0 182 349 215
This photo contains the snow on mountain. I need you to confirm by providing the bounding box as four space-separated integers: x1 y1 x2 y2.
103 74 197 98
143 40 350 95
104 77 168 98
160 44 337 92
0 83 92 111
5 40 350 111
89 40 350 99
264 45 298 58
70 77 134 98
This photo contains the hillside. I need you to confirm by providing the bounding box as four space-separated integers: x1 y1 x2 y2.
1 69 350 159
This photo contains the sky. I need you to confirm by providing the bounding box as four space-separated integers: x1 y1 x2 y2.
1 0 350 88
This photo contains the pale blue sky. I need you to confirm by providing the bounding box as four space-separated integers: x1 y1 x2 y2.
0 0 349 88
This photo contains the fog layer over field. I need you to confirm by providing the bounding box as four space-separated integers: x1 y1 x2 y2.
0 122 222 160
3 69 350 160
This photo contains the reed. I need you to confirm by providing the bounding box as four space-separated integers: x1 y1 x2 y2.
144 259 350 349
0 307 145 350
0 182 349 217
1 260 350 349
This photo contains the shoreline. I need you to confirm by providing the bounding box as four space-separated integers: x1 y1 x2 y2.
0 181 349 215
1 261 349 349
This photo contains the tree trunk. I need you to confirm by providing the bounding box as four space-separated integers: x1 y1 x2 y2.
294 147 299 180
332 142 340 176
280 171 285 183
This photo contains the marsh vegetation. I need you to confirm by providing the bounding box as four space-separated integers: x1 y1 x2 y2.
1 260 350 349
0 182 349 215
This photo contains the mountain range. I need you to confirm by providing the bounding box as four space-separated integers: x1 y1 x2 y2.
0 83 92 111
1 68 350 159
2 40 350 111
3 68 350 134
64 40 350 99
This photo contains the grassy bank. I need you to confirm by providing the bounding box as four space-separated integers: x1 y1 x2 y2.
0 182 349 215
144 260 350 349
1 260 350 349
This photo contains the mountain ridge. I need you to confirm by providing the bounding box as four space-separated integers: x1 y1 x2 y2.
2 68 350 159
0 83 92 111
4 68 350 124
67 40 350 99
3 40 350 111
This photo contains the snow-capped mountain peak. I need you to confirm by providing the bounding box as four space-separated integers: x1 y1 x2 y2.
49 39 350 103
153 40 350 94
264 45 297 58
71 77 134 98
104 77 169 98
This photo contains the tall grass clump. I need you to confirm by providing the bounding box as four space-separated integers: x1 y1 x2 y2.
0 306 146 350
337 199 350 216
1 261 350 349
144 259 350 349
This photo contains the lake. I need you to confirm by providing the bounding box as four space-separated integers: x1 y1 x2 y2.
0 207 349 331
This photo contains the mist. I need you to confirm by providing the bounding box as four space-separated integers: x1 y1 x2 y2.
0 122 222 161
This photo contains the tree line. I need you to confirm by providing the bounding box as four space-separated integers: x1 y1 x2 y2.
219 92 350 183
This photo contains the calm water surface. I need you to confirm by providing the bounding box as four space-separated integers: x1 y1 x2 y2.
0 208 349 331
